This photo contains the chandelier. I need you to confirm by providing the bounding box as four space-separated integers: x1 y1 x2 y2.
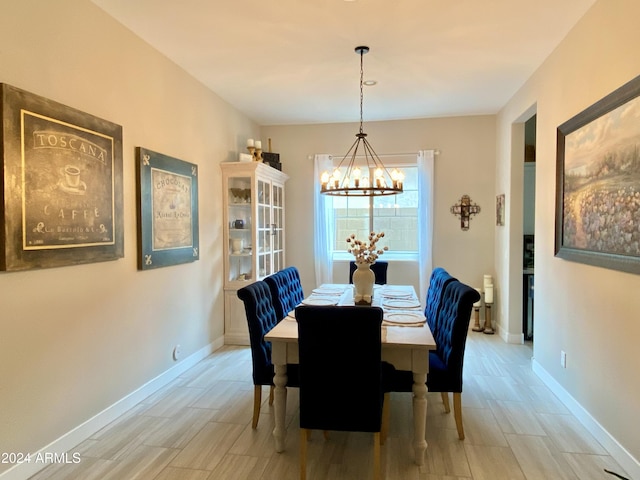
320 46 404 196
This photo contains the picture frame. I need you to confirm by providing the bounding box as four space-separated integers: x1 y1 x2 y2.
555 74 640 274
0 83 123 271
136 147 199 270
496 194 505 226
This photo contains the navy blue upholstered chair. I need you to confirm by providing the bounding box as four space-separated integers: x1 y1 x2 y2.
296 305 394 480
264 266 305 321
390 280 480 440
237 281 299 429
348 260 388 285
425 267 457 338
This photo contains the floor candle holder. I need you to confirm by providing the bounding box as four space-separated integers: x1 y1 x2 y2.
483 303 494 334
472 306 483 332
471 288 483 332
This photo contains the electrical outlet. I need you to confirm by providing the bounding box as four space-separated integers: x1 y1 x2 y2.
560 350 567 368
173 345 182 361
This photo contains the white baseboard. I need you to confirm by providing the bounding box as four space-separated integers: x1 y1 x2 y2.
532 359 640 480
496 323 524 344
0 338 223 480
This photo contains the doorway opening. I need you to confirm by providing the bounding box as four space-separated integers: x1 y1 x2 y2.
523 115 536 342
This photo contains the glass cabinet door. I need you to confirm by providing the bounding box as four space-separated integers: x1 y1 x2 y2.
257 179 271 278
272 183 285 273
227 176 252 282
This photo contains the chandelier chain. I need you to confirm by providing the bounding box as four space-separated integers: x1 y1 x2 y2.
359 48 364 135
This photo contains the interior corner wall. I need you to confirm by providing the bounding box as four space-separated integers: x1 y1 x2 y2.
0 0 259 472
496 0 640 467
262 115 496 296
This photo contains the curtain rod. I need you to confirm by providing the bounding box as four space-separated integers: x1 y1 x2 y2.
327 150 440 159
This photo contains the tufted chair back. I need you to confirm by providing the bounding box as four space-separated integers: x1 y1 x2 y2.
430 280 480 393
425 267 457 338
237 281 280 385
264 266 305 321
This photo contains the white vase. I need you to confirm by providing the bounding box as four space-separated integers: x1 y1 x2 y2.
231 238 243 254
353 261 375 305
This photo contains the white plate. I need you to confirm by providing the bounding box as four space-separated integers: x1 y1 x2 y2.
384 312 426 324
312 287 345 295
383 298 421 309
382 289 412 298
301 297 338 306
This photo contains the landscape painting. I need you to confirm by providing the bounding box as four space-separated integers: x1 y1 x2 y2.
555 74 640 274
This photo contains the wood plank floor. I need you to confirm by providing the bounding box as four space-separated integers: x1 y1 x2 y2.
30 333 630 480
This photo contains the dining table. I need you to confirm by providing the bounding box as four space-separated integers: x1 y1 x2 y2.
264 283 437 465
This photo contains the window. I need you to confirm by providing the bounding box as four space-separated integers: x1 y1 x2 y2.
333 164 419 258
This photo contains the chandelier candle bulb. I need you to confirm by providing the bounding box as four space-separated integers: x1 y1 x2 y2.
320 171 329 190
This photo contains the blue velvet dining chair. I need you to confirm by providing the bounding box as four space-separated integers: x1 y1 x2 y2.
264 266 305 321
295 305 394 480
348 260 388 285
425 267 457 338
237 281 299 429
390 279 480 440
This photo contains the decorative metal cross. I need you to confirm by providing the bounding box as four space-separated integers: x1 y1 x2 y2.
450 194 481 231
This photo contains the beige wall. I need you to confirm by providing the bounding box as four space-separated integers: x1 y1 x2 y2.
4 0 638 475
496 0 640 466
0 0 258 471
263 115 496 295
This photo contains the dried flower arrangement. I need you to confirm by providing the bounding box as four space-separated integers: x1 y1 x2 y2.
346 231 388 264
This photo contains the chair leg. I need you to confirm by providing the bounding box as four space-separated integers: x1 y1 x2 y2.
300 428 309 480
373 431 381 480
269 385 274 405
380 392 390 445
252 385 262 429
453 392 464 440
441 391 450 413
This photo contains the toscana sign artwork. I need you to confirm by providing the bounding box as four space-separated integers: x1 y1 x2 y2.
0 83 123 271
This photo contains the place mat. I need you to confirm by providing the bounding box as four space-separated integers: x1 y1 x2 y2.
383 311 426 325
382 298 421 309
301 297 339 306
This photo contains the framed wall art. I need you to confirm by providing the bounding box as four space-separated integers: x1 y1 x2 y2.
136 147 199 270
555 74 640 274
496 194 505 226
0 83 123 271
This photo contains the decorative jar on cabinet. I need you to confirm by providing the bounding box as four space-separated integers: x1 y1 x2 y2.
221 162 288 344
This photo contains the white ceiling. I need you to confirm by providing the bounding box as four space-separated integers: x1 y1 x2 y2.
92 0 596 126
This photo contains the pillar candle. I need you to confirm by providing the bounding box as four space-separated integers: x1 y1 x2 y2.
247 138 254 147
483 274 493 289
473 288 482 307
255 140 262 149
484 284 494 304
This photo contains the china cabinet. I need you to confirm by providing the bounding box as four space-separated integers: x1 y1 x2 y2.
221 162 288 344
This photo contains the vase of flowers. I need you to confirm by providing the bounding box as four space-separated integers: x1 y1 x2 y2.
347 231 388 305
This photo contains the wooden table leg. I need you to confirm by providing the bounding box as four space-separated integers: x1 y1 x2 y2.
273 363 288 452
412 372 428 465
